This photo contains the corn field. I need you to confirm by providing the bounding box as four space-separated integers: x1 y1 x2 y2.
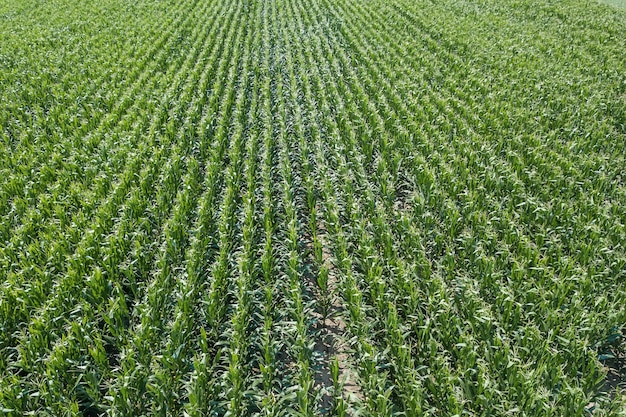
0 0 625 415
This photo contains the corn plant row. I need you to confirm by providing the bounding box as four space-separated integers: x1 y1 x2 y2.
0 0 203 227
0 0 215 356
302 0 620 412
1 0 624 415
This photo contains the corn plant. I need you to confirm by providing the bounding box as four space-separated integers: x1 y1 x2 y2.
0 0 624 415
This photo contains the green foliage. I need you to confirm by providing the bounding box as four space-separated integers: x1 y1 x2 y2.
0 0 624 415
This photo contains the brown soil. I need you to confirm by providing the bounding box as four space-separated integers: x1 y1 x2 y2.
303 209 363 414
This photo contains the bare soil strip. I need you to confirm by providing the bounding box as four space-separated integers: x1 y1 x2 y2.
302 214 363 414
